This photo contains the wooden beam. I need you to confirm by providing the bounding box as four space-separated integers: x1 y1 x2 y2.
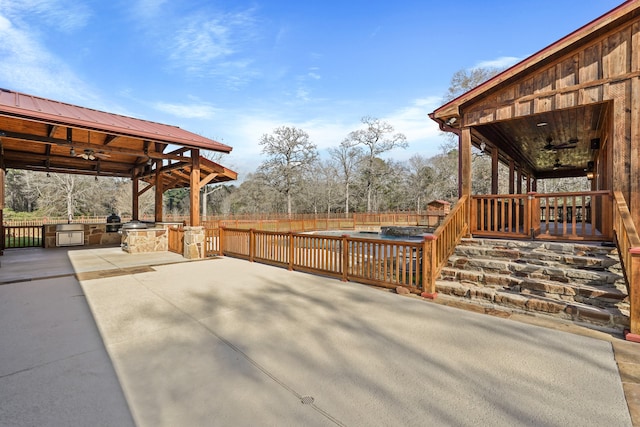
155 160 163 223
47 125 58 138
0 130 188 161
460 128 472 198
190 149 200 226
103 134 118 145
491 147 499 194
132 175 139 220
198 173 219 190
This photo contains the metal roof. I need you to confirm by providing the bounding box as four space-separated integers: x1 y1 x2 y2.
0 88 232 152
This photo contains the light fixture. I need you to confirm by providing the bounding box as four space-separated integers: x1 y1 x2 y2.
536 122 548 127
445 117 457 126
585 161 595 180
70 147 76 156
480 141 486 152
147 157 153 166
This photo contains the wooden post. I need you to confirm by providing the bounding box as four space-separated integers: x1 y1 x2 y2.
460 128 472 235
491 147 499 194
627 248 640 342
341 234 349 282
421 235 438 299
249 229 255 263
508 160 515 194
155 160 163 223
288 232 294 271
218 227 225 256
190 149 200 226
132 174 139 220
527 192 540 239
0 166 4 255
516 168 523 194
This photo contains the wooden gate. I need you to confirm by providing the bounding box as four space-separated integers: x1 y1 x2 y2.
168 225 184 254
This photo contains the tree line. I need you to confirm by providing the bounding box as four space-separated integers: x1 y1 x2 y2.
3 68 588 220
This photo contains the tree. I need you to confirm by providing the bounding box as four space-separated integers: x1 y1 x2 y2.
343 117 407 212
328 141 363 216
407 154 435 212
258 126 319 216
443 67 503 103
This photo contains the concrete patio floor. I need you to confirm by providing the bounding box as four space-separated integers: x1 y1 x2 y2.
0 246 638 426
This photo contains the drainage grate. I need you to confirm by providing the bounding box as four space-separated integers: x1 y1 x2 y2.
300 396 315 405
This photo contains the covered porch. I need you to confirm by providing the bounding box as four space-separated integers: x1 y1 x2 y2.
0 89 237 257
430 2 640 339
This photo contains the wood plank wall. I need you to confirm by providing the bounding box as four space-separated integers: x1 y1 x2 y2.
462 19 640 223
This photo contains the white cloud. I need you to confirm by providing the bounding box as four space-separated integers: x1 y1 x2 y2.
473 56 521 70
0 10 95 103
152 101 218 119
167 9 258 74
0 0 91 32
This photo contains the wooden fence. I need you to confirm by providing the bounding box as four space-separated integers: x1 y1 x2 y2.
213 228 428 293
3 225 44 249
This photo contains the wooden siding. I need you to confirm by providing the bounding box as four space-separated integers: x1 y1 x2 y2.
464 22 640 126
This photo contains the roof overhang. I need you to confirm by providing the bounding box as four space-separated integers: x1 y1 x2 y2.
0 89 237 188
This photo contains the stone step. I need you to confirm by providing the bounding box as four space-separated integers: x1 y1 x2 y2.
446 255 624 287
459 238 618 257
441 267 628 308
453 244 620 270
435 279 629 330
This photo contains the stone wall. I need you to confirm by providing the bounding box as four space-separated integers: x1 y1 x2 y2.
121 228 168 254
44 224 121 248
183 226 204 259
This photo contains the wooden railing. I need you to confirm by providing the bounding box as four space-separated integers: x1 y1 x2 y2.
3 225 44 248
471 191 612 241
422 196 469 295
471 194 529 238
612 191 640 336
217 228 428 293
205 211 446 232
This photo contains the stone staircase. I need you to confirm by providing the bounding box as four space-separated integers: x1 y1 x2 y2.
437 238 630 331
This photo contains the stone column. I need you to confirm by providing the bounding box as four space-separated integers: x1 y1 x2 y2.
183 226 205 259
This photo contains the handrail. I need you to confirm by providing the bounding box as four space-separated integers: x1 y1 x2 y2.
612 191 640 337
422 195 469 297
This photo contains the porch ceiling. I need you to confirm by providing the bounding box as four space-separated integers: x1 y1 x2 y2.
474 102 608 179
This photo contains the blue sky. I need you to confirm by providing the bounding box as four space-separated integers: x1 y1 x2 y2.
0 0 625 178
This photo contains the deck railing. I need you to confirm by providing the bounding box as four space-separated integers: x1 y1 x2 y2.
612 191 640 336
471 191 612 241
3 225 44 249
217 228 428 293
423 195 469 295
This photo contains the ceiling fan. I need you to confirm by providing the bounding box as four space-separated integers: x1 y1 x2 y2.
544 136 578 151
75 148 110 161
553 158 573 170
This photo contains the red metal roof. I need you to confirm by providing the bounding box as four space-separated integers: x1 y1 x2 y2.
0 88 232 153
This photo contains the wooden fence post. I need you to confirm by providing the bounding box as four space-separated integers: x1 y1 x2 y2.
421 235 438 299
341 234 349 282
626 248 640 342
527 192 539 239
249 229 255 263
219 227 225 256
288 232 294 271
